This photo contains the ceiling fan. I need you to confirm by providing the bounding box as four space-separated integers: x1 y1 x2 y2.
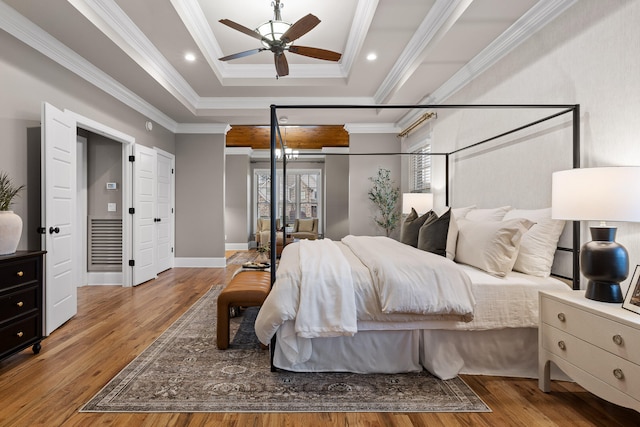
218 0 342 78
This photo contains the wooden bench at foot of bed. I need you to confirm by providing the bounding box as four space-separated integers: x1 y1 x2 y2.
217 270 271 350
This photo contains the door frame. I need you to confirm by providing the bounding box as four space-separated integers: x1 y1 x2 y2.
64 110 135 287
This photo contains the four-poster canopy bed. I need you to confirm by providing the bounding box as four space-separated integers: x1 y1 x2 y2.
256 104 581 379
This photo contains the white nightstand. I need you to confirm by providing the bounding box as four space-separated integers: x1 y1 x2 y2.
539 290 640 412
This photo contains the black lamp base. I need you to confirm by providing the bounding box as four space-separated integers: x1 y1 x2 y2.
581 226 628 304
585 281 623 303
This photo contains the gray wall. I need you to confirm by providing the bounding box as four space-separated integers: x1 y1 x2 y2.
87 134 122 217
0 29 175 252
324 155 349 240
225 152 251 247
349 134 401 238
175 134 225 259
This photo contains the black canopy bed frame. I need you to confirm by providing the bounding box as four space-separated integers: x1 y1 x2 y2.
265 103 581 372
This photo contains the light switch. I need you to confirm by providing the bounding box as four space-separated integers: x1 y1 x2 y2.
108 203 117 212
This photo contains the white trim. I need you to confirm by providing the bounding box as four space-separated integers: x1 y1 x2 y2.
67 0 199 113
226 243 249 251
65 109 135 287
87 272 123 285
410 0 578 110
175 123 232 134
322 147 350 154
0 1 178 132
374 0 473 104
174 257 226 268
344 123 401 134
226 147 253 156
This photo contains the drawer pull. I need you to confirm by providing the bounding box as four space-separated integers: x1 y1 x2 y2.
17 271 24 277
613 368 624 380
557 340 566 350
557 313 566 322
16 331 24 338
613 334 624 346
16 301 24 308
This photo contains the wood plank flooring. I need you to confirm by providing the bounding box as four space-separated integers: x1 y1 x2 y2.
1 262 640 426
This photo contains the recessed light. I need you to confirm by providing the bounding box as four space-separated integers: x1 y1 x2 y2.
185 53 196 62
366 52 377 61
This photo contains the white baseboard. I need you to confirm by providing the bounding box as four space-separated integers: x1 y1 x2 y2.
225 242 249 251
174 257 226 268
87 271 123 285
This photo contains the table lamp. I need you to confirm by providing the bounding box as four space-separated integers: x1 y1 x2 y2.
552 167 640 303
402 193 434 215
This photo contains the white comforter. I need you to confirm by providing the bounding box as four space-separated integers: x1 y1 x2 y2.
254 236 476 348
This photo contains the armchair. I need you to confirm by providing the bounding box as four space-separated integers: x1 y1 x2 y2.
255 218 284 255
291 218 319 240
255 218 281 246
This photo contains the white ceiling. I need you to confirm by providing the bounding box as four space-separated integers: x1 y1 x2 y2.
0 0 577 132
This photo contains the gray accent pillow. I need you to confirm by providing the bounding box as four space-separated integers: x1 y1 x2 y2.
401 208 434 247
417 209 451 257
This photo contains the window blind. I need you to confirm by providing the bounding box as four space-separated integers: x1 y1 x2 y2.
410 145 431 192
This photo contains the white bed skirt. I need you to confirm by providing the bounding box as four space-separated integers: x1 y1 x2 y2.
273 326 570 380
273 327 422 374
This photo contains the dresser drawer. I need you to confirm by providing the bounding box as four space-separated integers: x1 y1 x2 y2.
0 314 40 355
0 257 39 290
541 296 640 366
542 324 640 398
0 285 38 323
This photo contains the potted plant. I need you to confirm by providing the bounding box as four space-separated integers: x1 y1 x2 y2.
0 172 25 255
368 168 400 237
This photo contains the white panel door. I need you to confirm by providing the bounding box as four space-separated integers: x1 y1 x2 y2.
156 149 174 273
42 102 77 335
132 144 157 286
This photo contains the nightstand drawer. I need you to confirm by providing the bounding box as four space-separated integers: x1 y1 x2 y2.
0 258 39 290
541 296 640 365
543 325 640 398
0 286 38 323
0 314 40 355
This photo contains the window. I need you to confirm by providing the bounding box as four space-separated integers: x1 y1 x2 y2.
255 169 321 229
409 144 431 192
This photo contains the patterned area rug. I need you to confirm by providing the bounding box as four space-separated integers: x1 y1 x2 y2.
81 287 490 413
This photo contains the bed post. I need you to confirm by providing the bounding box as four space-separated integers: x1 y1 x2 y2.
269 105 278 372
572 104 581 290
445 153 450 207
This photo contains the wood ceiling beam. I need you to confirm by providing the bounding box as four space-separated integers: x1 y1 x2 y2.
226 125 349 150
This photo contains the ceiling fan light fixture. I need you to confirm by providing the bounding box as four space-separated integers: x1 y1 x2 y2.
257 20 292 48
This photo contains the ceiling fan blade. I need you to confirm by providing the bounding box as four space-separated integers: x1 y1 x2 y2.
218 48 264 61
280 14 320 44
219 19 270 44
288 45 342 62
274 52 289 77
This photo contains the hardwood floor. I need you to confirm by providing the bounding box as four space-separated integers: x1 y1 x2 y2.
1 264 640 426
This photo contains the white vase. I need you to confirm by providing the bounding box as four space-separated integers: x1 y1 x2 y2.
0 210 23 255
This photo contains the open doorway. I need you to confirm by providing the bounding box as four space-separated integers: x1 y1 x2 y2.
77 129 125 286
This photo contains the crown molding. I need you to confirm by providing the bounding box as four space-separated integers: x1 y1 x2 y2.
0 1 179 132
339 0 379 76
398 0 578 129
175 123 231 134
374 0 473 105
225 147 253 156
344 123 400 134
68 0 199 113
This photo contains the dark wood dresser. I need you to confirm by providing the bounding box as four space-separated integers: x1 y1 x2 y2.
0 250 46 361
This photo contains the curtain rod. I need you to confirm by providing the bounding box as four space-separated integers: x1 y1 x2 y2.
398 112 437 138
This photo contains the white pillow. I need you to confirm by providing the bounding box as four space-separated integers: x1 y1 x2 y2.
445 212 458 260
450 205 476 220
503 208 566 277
455 218 534 277
465 206 512 221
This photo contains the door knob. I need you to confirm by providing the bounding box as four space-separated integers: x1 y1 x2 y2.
49 226 60 234
37 227 46 234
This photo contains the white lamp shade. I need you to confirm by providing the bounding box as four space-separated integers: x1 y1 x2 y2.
552 167 640 222
402 193 434 215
